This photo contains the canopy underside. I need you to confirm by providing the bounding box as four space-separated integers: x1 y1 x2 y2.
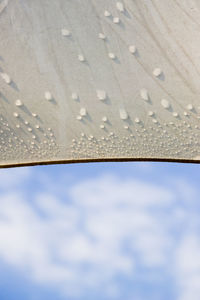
1 0 200 167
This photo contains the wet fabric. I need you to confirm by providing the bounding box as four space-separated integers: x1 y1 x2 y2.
0 0 200 167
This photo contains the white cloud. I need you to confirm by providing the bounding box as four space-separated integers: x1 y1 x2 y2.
0 169 199 299
175 234 200 300
70 174 174 208
0 167 31 189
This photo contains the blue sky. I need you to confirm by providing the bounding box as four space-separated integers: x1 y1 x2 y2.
0 162 200 300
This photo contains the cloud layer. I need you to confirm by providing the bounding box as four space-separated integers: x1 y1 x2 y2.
0 165 199 299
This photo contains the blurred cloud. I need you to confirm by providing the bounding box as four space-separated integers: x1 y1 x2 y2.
0 167 31 189
175 234 200 300
0 166 199 299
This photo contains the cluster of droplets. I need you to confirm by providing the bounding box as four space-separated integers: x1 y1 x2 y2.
0 111 59 163
68 118 200 160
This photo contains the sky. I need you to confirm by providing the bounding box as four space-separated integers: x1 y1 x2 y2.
0 161 200 300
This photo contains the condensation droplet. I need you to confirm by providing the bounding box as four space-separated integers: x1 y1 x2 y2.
113 17 120 24
187 104 193 111
161 99 170 109
129 45 137 54
45 91 53 101
104 10 111 17
148 111 154 117
80 107 87 116
15 99 23 107
99 33 106 40
72 93 79 101
102 116 108 122
153 68 162 77
120 108 128 120
78 54 85 62
135 117 140 123
61 28 70 37
108 53 116 60
116 2 125 12
1 72 11 84
140 89 149 101
97 90 107 101
173 112 179 117
13 112 19 118
152 118 158 124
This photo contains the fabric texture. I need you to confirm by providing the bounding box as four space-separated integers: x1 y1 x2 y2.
0 0 200 166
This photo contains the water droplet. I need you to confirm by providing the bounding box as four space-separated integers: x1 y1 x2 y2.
15 99 23 106
152 118 158 124
116 2 125 12
99 33 106 40
1 72 11 84
173 112 179 117
61 28 71 37
135 117 140 123
108 53 116 60
102 116 108 122
120 108 128 120
140 89 149 101
80 107 87 116
148 111 154 117
72 93 79 101
104 10 111 17
161 98 170 109
97 90 107 101
13 112 19 118
129 45 137 54
113 17 120 24
45 91 53 101
78 54 85 62
187 104 193 111
153 68 162 77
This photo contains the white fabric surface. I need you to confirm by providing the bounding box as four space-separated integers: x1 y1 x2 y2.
0 0 200 166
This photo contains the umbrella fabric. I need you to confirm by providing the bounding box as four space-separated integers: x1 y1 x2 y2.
0 0 200 167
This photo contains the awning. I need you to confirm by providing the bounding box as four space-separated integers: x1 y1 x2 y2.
0 0 200 167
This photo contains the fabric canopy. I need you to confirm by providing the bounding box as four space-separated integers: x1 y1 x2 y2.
0 0 200 167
